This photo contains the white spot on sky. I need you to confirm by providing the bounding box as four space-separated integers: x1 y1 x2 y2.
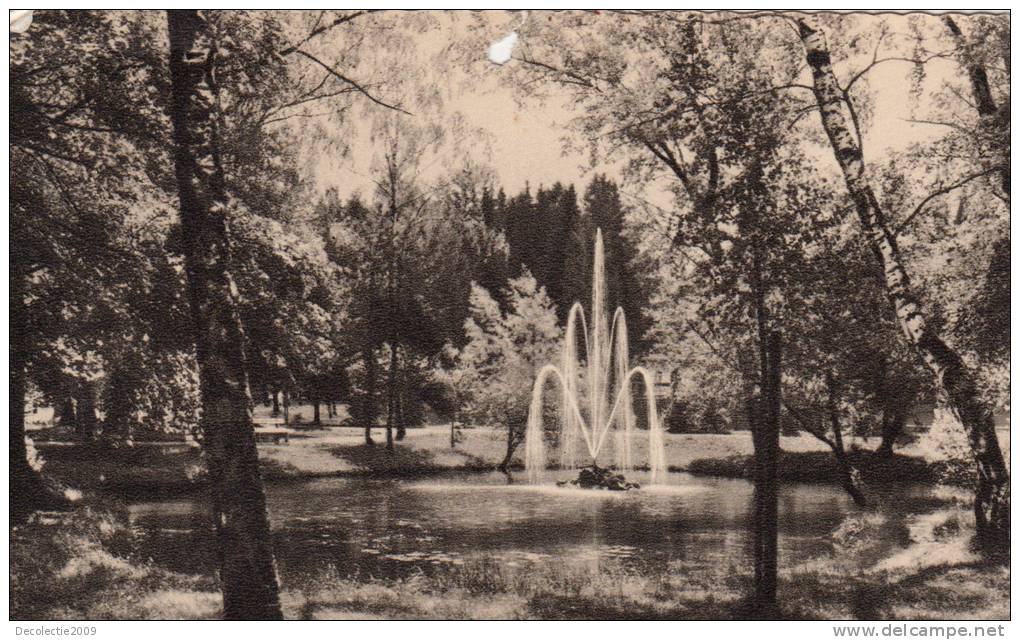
10 10 33 34
488 31 518 66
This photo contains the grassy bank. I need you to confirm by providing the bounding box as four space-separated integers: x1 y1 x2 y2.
256 426 512 480
11 498 1007 620
30 424 1010 492
249 426 998 489
257 426 890 479
32 443 207 498
10 507 219 620
687 451 937 484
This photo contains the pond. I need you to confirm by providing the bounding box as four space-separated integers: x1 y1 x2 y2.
122 471 941 587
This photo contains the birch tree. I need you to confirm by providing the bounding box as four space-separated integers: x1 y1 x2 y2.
166 9 282 619
794 15 1009 551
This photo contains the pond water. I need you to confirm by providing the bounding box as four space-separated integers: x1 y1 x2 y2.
122 471 941 587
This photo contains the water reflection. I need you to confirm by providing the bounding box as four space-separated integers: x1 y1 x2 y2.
122 471 939 586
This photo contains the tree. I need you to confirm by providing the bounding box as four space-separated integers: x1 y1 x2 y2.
231 207 345 430
752 331 781 615
510 14 809 614
166 9 282 619
795 15 1009 552
329 121 504 448
434 345 473 449
492 176 652 350
448 274 562 470
575 175 652 353
943 16 1009 199
10 10 170 516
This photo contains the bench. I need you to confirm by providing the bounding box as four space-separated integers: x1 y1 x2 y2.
254 430 289 444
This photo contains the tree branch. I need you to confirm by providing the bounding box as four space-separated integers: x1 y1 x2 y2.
11 138 93 168
637 135 695 198
944 15 1009 197
894 166 1002 236
279 11 372 57
682 317 837 450
293 50 412 115
943 16 998 117
515 55 599 90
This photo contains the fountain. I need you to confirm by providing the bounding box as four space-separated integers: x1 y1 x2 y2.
524 229 667 486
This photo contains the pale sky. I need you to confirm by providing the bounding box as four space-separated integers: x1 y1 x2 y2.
306 11 961 204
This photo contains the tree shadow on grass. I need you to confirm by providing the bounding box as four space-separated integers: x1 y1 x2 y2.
328 443 493 477
527 592 747 620
880 560 1009 619
777 559 1007 620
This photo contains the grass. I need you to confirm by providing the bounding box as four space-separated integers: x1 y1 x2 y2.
33 442 207 498
687 451 937 484
255 425 513 479
256 426 878 480
258 426 983 490
10 507 219 620
286 558 747 620
10 498 1007 620
18 426 986 511
325 443 495 477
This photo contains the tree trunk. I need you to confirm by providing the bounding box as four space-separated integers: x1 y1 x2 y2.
74 384 98 443
876 408 906 458
282 390 290 425
166 10 282 620
796 17 1009 552
829 437 867 508
271 390 280 417
104 367 139 441
10 342 35 515
743 194 781 617
943 17 1009 197
395 363 406 441
450 408 457 449
312 399 321 425
385 345 397 450
783 397 869 507
363 347 376 445
57 397 77 431
751 331 781 618
826 375 867 507
11 272 66 520
498 420 522 472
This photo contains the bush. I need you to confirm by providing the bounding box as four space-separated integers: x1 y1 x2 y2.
664 401 730 434
912 406 975 486
687 451 935 484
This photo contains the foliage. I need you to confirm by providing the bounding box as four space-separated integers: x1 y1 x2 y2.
11 11 361 439
509 12 1008 458
447 274 562 439
486 177 653 352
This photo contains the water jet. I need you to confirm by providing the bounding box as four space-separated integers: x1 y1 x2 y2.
525 229 667 485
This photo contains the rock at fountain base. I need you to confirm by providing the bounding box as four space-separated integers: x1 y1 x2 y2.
557 465 640 491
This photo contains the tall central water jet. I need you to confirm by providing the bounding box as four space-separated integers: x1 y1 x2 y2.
524 229 667 484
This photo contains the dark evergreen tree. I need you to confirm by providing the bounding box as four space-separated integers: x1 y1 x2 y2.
569 175 653 353
492 177 650 352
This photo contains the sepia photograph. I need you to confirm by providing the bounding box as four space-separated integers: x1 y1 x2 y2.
8 8 1011 623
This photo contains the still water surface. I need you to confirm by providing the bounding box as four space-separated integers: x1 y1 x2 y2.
123 471 938 585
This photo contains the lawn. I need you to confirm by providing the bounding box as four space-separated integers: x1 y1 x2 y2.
10 498 1007 620
30 422 1009 491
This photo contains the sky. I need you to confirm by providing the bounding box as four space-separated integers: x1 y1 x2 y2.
306 11 963 205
